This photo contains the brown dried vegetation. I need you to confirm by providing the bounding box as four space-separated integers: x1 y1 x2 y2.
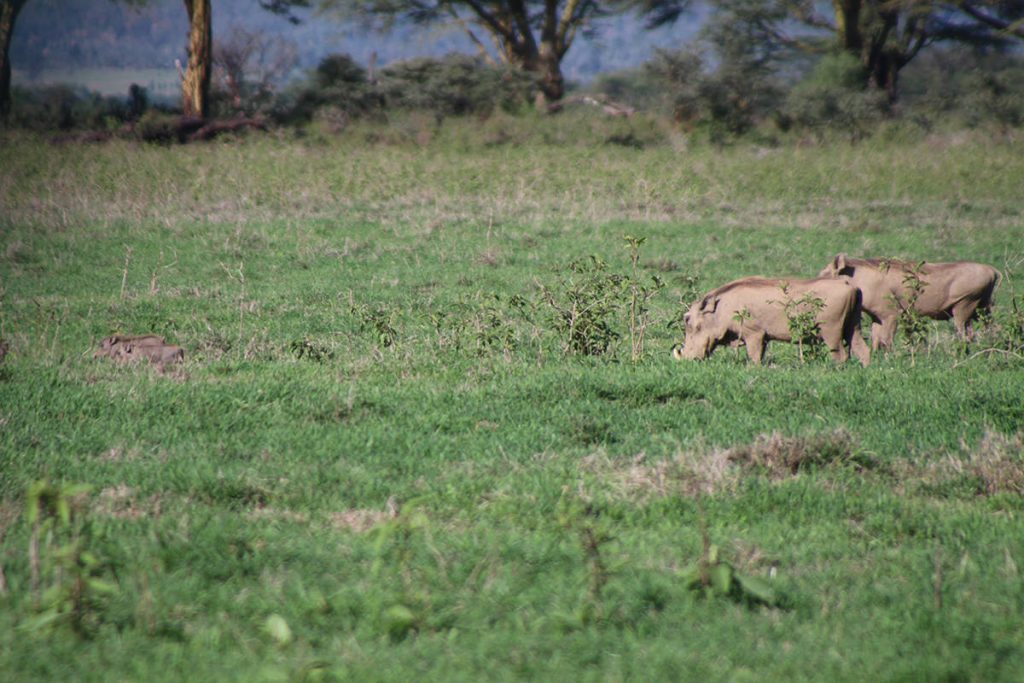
588 429 860 501
904 431 1024 497
94 485 164 520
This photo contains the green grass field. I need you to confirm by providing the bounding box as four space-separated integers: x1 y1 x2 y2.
1 125 1023 681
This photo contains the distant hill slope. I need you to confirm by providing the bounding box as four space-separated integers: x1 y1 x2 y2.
11 0 701 86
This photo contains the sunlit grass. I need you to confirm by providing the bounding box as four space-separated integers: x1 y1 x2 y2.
1 126 1022 681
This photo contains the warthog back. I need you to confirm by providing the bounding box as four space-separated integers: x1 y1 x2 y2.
95 334 166 359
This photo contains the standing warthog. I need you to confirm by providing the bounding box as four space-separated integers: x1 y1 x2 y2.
94 334 184 365
818 254 1001 350
672 277 870 366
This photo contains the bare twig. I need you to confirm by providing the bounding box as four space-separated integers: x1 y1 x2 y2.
120 245 134 299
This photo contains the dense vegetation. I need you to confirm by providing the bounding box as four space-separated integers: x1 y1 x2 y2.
1 128 1023 680
6 42 1022 149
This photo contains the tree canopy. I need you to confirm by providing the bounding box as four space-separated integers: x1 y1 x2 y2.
312 1 622 103
640 0 1024 98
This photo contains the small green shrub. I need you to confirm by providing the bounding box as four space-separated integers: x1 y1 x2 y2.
289 338 336 362
540 255 626 356
679 525 782 608
774 284 827 363
351 303 399 348
623 235 665 362
135 110 181 144
884 260 930 361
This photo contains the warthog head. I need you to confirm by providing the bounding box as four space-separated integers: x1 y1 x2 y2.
673 297 721 361
819 253 853 279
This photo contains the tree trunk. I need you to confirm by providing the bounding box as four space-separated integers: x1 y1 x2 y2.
533 47 564 106
182 0 211 119
534 1 564 106
832 0 862 52
0 0 26 122
867 51 899 102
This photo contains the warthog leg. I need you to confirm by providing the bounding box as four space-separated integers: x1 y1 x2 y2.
743 332 767 365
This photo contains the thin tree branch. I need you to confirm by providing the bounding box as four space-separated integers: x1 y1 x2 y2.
507 0 539 55
957 2 1024 38
445 3 499 64
463 0 518 43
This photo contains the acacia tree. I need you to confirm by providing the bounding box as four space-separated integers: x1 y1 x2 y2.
643 0 1024 99
315 1 614 104
0 0 27 121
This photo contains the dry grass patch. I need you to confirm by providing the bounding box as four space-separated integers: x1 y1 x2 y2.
726 430 860 479
588 429 861 501
247 505 309 525
905 431 1024 497
590 449 737 500
95 485 164 519
329 501 399 533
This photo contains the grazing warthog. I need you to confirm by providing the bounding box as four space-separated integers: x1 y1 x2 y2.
95 334 184 365
818 254 1001 350
672 277 870 366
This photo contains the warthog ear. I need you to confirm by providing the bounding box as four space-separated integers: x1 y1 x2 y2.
833 253 847 272
699 295 719 314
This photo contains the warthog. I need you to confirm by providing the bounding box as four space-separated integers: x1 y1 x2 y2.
819 254 1001 350
117 342 185 365
95 334 184 365
94 334 167 359
672 277 870 366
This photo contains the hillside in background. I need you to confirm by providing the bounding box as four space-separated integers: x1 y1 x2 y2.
11 0 700 90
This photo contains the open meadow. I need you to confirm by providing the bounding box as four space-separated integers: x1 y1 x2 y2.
1 122 1023 681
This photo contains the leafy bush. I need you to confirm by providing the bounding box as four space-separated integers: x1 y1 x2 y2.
540 255 626 356
646 46 781 140
901 48 1024 129
8 85 139 131
134 110 181 144
784 53 890 139
284 53 384 125
378 54 534 117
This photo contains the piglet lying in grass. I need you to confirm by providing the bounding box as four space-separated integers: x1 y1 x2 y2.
94 334 185 366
